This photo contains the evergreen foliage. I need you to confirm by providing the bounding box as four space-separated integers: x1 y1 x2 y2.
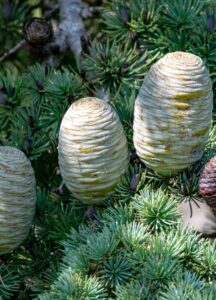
1 0 216 299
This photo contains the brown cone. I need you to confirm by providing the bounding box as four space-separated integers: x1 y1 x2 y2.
23 17 53 46
199 155 216 215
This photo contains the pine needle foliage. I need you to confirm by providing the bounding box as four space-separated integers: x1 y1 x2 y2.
159 270 208 300
83 39 158 95
132 188 181 232
0 63 87 161
162 0 204 29
0 0 28 48
0 264 19 300
115 280 152 300
103 0 162 44
38 269 108 300
0 0 36 75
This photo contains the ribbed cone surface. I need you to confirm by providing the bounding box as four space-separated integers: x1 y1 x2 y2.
133 51 213 176
58 97 129 204
0 146 36 254
199 156 216 215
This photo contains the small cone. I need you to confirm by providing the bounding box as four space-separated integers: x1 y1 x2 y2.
199 156 216 215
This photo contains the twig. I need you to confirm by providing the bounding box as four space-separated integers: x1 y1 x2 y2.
0 39 25 63
44 3 59 18
0 3 59 65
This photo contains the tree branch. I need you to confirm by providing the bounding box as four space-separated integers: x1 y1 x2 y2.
0 3 59 64
43 0 86 69
0 39 26 63
58 0 85 67
0 2 99 67
44 3 59 18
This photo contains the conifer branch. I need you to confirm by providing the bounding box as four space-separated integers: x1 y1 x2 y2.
44 3 59 18
45 0 86 68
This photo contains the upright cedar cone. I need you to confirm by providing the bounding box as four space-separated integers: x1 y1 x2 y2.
199 156 216 215
58 97 129 204
133 52 213 176
0 147 36 254
23 17 53 45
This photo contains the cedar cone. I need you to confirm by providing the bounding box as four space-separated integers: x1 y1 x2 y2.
133 51 213 176
0 146 36 254
199 156 216 215
58 97 129 205
23 17 53 46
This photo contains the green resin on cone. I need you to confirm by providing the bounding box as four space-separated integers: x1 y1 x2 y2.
58 97 129 204
0 146 36 254
133 51 213 176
